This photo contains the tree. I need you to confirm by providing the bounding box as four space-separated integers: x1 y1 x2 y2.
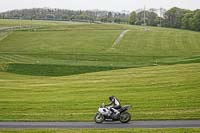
190 10 200 31
107 12 113 22
78 12 90 20
62 15 69 21
129 11 136 25
136 11 146 25
182 12 194 29
136 11 158 26
148 11 159 26
114 18 121 24
108 12 112 18
164 7 190 28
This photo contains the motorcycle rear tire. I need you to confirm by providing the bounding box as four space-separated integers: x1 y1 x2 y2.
119 112 131 123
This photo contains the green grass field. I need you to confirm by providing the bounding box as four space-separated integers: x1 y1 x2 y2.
0 19 67 27
0 63 199 121
0 19 200 121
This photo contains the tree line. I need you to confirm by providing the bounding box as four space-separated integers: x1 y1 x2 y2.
0 7 199 31
130 7 200 31
0 8 129 24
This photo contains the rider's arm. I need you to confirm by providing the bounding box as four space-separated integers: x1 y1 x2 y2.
105 102 113 106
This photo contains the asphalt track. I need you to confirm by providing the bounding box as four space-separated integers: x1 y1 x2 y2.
0 120 200 128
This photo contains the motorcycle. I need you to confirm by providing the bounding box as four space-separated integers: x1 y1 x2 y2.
94 103 131 123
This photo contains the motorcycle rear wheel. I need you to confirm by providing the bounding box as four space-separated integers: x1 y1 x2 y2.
119 112 131 123
94 113 104 123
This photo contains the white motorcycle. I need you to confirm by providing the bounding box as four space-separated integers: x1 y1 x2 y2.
94 103 131 123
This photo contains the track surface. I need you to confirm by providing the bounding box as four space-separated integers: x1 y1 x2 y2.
0 120 200 128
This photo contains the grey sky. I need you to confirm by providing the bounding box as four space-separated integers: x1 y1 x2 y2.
0 0 199 12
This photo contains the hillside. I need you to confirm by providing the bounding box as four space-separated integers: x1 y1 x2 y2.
0 19 199 121
0 20 200 76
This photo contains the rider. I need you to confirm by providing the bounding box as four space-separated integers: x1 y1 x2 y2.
106 96 121 116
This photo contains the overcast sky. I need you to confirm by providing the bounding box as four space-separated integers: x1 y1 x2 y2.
0 0 199 12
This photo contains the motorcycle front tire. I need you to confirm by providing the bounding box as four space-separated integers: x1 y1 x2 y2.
94 112 104 123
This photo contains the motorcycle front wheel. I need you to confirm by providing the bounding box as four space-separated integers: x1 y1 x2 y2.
94 113 104 123
119 112 131 123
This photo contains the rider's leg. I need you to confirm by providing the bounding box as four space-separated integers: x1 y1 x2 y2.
112 106 120 115
110 107 114 114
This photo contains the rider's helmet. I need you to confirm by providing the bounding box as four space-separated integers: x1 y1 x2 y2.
109 96 114 101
